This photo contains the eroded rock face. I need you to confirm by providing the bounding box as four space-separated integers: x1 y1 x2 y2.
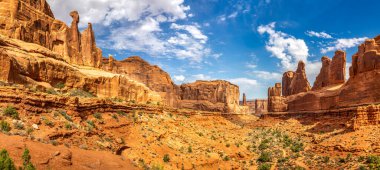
289 61 311 95
102 56 180 107
329 50 346 85
242 93 247 106
267 83 287 112
0 35 161 104
282 71 294 96
0 0 103 68
179 80 248 113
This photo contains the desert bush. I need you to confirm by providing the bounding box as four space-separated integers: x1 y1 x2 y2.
13 121 24 130
163 154 170 162
87 120 95 128
258 152 272 162
117 111 127 116
58 110 72 122
290 141 304 153
3 106 19 119
0 120 11 132
366 155 380 169
259 139 270 150
69 89 94 98
22 148 36 170
46 88 58 95
44 118 54 127
65 122 72 130
94 113 102 120
54 82 65 89
151 164 164 170
223 155 230 161
258 163 271 170
0 149 16 170
188 146 192 153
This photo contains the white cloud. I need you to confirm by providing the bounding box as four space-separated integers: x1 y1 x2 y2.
251 71 282 81
321 37 367 53
217 15 226 22
306 31 333 39
258 22 309 71
228 12 238 19
47 0 190 27
173 75 186 83
246 63 257 69
192 74 212 80
229 78 259 99
170 23 208 43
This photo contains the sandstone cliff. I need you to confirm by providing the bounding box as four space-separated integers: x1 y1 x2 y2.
180 80 248 113
0 35 162 104
312 51 346 90
267 83 287 112
0 0 102 68
102 56 180 107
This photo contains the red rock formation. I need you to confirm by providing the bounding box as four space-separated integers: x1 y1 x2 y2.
255 99 268 114
0 35 161 104
242 93 247 106
282 71 294 96
267 83 287 112
180 80 248 113
312 56 331 90
289 61 311 95
102 56 180 107
0 0 103 68
329 50 346 85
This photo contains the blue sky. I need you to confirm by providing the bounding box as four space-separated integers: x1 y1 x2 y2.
47 0 380 99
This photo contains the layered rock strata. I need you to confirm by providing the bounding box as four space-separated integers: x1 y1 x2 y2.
267 83 287 112
0 0 102 68
312 51 346 90
179 80 248 114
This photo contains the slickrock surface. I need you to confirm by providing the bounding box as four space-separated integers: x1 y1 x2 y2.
102 56 180 107
180 80 248 114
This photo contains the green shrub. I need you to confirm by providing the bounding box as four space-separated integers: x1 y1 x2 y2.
0 120 11 132
151 164 164 170
163 154 170 162
54 82 65 89
223 155 230 161
69 89 95 98
3 106 19 119
44 119 54 127
258 163 271 170
0 149 16 170
46 88 58 95
94 113 102 120
22 148 36 170
65 122 72 130
14 121 24 130
117 111 127 116
258 152 272 162
290 141 304 153
259 139 270 150
188 146 192 153
87 120 95 128
58 110 72 122
366 155 380 169
112 114 118 120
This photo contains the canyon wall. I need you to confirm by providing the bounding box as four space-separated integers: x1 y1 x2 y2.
180 80 248 114
0 0 102 68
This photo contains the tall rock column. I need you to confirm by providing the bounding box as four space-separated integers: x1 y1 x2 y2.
68 11 82 65
312 56 331 90
290 61 311 95
81 23 102 68
282 71 294 96
329 50 346 85
267 83 287 112
242 93 247 106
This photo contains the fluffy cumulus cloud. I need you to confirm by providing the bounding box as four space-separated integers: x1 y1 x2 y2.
306 31 333 39
258 22 309 71
321 37 368 53
48 0 216 63
47 0 190 27
257 22 323 84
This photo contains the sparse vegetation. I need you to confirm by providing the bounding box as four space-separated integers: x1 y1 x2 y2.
94 113 102 120
188 146 192 153
58 110 72 122
22 148 36 170
163 154 170 162
43 118 54 127
65 122 72 130
0 149 16 170
3 106 19 119
54 82 65 89
258 152 272 162
87 120 95 128
69 88 95 98
258 163 271 170
0 120 11 132
46 88 58 95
